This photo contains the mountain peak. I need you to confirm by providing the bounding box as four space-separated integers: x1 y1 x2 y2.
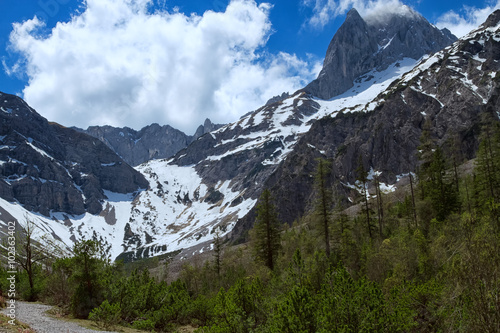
481 9 500 29
304 6 457 100
345 8 363 22
363 4 420 26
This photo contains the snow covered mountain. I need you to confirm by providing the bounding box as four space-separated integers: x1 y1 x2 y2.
304 7 456 100
245 10 500 231
1 8 497 261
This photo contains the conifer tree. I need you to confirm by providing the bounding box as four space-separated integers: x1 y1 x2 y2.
409 172 418 228
333 198 351 262
213 228 223 278
417 122 458 223
70 239 108 318
417 119 435 200
313 158 333 257
474 119 500 226
356 155 372 239
373 172 384 237
251 189 281 270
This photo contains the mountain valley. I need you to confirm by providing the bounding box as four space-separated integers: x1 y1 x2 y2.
1 6 499 263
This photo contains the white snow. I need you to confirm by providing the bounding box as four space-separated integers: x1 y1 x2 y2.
0 107 12 114
125 162 257 257
26 141 55 160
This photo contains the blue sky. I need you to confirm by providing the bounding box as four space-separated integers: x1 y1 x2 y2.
0 0 498 133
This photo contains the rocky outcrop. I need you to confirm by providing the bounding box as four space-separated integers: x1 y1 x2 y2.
82 118 223 166
0 92 148 216
304 7 457 100
193 119 224 141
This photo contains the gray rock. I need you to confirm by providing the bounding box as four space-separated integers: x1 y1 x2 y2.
81 119 223 166
0 92 148 216
304 8 457 100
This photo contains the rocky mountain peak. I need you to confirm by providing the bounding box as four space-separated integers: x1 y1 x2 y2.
193 118 224 140
304 6 457 100
345 7 364 24
480 9 500 29
81 119 224 166
2 9 498 262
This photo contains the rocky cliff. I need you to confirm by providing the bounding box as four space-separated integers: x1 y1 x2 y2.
0 92 148 216
81 118 223 166
304 7 457 100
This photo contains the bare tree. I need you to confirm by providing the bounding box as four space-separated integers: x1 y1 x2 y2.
15 217 48 301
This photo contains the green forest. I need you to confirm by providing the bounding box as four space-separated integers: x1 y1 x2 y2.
1 117 500 332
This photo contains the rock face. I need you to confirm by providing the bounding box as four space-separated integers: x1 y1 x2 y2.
304 7 457 100
82 119 223 166
0 93 148 216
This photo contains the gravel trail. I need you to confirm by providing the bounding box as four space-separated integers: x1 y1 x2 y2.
2 301 119 333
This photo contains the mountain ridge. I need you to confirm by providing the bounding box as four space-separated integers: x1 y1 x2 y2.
0 92 148 216
1 8 497 261
78 118 224 166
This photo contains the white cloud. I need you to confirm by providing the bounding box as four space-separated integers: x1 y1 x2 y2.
6 0 320 133
302 0 411 29
436 1 500 38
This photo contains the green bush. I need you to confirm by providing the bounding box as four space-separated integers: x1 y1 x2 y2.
89 300 121 331
132 318 156 330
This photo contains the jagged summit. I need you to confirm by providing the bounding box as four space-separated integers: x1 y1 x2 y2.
80 118 224 166
480 9 500 29
363 4 419 25
304 6 457 100
345 7 365 23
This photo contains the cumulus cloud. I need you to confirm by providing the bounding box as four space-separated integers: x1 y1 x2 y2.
302 0 411 29
6 0 320 133
436 1 500 38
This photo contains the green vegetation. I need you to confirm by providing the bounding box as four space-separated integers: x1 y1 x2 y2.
250 189 282 270
2 121 500 332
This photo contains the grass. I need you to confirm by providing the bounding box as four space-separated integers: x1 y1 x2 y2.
46 306 143 332
45 306 196 332
0 313 36 333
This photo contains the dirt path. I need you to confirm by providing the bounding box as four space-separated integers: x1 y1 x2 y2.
1 301 119 333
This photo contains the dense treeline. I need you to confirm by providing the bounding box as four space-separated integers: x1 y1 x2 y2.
1 117 500 332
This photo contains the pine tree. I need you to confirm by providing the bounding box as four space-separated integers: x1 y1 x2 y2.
373 172 384 237
447 134 463 212
70 239 108 318
356 155 373 239
417 121 459 223
417 119 435 200
474 120 500 227
251 189 281 270
313 158 333 258
213 228 223 278
409 172 418 228
333 198 351 262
